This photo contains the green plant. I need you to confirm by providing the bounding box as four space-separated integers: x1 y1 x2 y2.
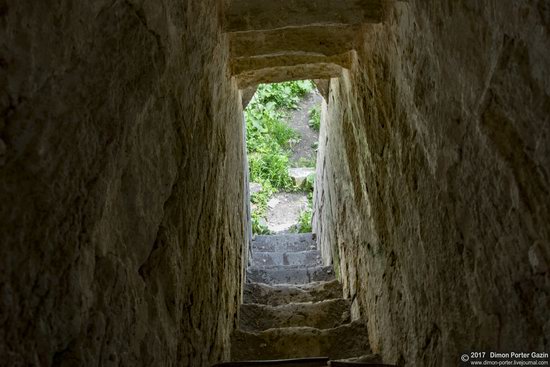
253 80 315 110
304 173 315 192
245 81 316 234
308 105 321 131
250 181 274 235
296 208 313 233
252 214 271 235
291 192 314 233
250 181 273 213
249 152 292 190
292 156 316 168
246 82 315 190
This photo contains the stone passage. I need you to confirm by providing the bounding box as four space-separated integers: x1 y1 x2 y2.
224 233 391 365
223 0 391 89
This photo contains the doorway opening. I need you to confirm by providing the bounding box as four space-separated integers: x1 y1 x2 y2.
245 80 323 235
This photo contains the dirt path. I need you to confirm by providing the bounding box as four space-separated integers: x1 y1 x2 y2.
264 89 322 233
288 90 322 166
266 192 309 233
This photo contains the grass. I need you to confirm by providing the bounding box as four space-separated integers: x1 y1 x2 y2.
296 209 313 233
246 80 315 234
308 104 321 131
246 80 315 190
292 191 314 233
291 156 317 168
254 80 315 110
250 181 274 235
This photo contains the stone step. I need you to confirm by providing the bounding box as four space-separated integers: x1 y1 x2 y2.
330 354 394 366
251 250 322 267
252 233 317 253
231 322 370 360
223 0 388 33
244 280 343 306
240 298 351 332
214 357 329 367
246 265 334 285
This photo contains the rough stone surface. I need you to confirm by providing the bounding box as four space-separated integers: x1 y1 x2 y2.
232 53 353 76
231 322 371 360
249 182 263 195
289 168 316 188
253 234 317 253
266 193 309 233
252 251 322 268
333 354 383 363
223 0 389 32
236 63 344 89
313 1 550 366
240 299 351 332
242 85 258 109
215 358 330 367
0 1 247 366
234 233 371 363
243 280 343 306
229 26 363 58
313 79 331 101
247 265 335 285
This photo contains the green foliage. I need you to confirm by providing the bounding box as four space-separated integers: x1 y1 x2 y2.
253 80 315 110
304 173 315 192
246 81 316 190
252 219 271 235
246 102 298 150
296 209 313 233
292 192 314 233
250 181 273 235
250 181 274 214
291 156 316 168
249 151 293 191
246 81 315 234
308 104 321 131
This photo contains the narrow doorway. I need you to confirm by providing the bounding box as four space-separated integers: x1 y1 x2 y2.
244 80 322 235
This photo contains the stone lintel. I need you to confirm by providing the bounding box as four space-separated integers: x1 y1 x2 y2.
231 52 353 76
224 0 389 32
241 85 258 108
313 79 330 101
230 25 362 58
236 64 343 89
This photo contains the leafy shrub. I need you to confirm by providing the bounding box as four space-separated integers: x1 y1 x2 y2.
296 208 313 233
308 105 321 131
246 81 316 189
250 181 274 214
304 173 315 192
246 81 315 234
291 192 314 233
252 212 271 235
249 152 293 190
254 80 315 110
292 156 316 168
250 181 273 235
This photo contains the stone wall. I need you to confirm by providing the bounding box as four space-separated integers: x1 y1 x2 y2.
0 1 246 366
314 1 550 365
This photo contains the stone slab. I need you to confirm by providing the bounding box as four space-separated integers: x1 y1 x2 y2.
252 234 317 253
243 280 343 306
251 250 322 267
231 322 371 360
240 298 351 331
246 265 335 285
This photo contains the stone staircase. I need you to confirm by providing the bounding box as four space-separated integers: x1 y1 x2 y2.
217 233 395 366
